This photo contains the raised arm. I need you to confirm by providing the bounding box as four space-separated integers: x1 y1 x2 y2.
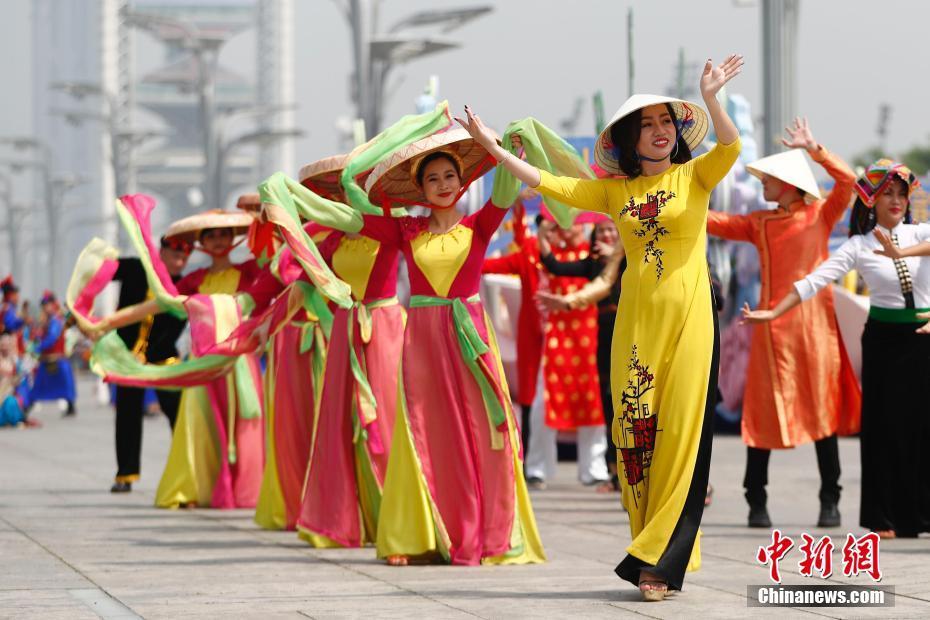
455 107 610 215
781 117 855 225
700 55 742 147
455 106 540 188
692 55 744 190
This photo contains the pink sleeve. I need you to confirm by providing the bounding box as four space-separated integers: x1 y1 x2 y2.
472 199 509 242
175 269 205 296
245 269 285 314
360 215 402 245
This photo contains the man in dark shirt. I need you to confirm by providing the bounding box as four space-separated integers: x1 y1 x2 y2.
110 236 192 493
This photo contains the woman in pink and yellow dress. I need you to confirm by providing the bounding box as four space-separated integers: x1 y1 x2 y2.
259 127 545 566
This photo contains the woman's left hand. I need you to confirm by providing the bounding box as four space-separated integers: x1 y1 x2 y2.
593 240 614 258
699 54 744 100
535 291 570 312
781 117 818 151
916 311 930 334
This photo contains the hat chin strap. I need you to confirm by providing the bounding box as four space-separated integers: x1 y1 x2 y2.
196 237 245 258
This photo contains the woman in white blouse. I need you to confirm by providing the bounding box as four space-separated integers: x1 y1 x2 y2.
743 159 929 539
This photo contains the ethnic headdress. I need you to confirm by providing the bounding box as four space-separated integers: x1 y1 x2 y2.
364 127 496 209
40 290 57 306
855 159 920 207
1 275 18 300
595 94 709 175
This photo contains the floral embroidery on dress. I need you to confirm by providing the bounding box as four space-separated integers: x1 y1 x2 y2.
399 216 431 241
620 190 675 280
617 345 660 505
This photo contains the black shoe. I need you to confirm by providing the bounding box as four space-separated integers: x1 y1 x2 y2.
525 476 547 490
817 502 841 527
110 481 132 493
64 402 76 417
748 504 772 528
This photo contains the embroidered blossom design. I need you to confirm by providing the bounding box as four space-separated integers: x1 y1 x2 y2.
619 190 675 280
617 345 660 505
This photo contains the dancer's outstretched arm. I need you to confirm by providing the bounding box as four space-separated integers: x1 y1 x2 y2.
89 298 169 338
873 228 930 258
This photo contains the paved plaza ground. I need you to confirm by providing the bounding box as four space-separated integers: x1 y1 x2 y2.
2 373 928 619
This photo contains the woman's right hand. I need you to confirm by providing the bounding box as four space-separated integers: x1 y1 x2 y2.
872 228 903 259
454 105 499 151
740 302 775 324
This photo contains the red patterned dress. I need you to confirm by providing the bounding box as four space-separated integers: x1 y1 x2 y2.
542 242 604 430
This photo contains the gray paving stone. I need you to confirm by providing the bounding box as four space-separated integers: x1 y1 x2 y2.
1 373 928 619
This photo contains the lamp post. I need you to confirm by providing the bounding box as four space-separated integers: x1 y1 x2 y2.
215 127 304 208
0 171 29 281
122 8 237 210
342 2 492 138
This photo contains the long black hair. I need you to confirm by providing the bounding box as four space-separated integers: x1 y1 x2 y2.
609 103 692 178
847 177 911 237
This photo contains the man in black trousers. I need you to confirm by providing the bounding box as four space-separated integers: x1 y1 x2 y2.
110 236 191 493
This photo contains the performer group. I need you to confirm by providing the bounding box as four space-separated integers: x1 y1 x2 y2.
22 50 925 603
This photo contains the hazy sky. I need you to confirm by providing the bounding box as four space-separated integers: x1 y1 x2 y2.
1 0 928 188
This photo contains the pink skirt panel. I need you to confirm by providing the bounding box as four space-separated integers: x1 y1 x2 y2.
402 302 516 565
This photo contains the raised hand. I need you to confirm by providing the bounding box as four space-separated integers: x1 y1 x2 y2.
782 117 817 150
740 302 775 324
454 105 498 151
699 54 744 100
872 228 903 259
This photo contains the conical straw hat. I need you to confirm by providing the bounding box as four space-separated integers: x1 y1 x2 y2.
299 154 350 201
364 127 495 208
236 193 262 212
595 94 709 175
746 149 822 199
165 209 255 244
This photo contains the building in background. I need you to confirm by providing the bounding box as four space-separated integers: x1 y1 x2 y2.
25 0 295 300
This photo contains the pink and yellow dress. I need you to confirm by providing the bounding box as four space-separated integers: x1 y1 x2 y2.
155 261 266 509
296 230 405 548
355 203 544 565
247 250 329 530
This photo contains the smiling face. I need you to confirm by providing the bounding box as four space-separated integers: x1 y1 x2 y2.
419 155 463 209
635 104 678 162
873 177 909 228
200 228 234 255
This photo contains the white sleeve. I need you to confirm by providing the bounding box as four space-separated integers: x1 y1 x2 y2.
793 237 859 301
915 223 930 242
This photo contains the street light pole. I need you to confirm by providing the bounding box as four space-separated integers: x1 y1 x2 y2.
215 127 304 207
122 8 233 211
0 171 22 281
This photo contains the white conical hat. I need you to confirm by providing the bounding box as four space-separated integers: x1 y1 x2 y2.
595 94 709 175
746 149 821 199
